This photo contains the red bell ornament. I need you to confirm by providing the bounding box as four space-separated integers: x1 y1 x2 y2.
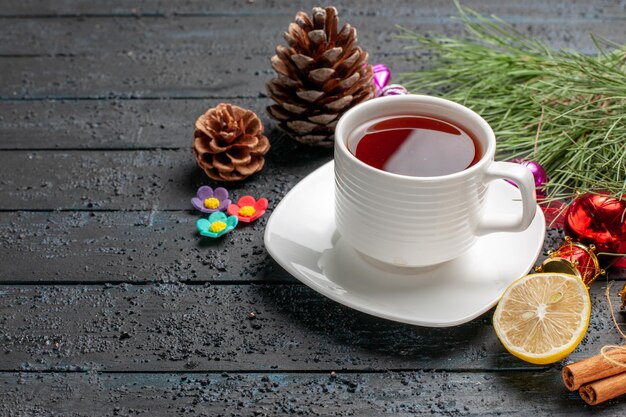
564 193 626 256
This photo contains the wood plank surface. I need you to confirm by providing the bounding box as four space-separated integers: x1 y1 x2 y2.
2 0 626 414
0 99 263 150
0 210 293 283
1 0 623 18
3 211 614 285
0 282 623 372
0 146 332 210
1 14 623 57
1 370 624 417
2 7 625 99
0 38 615 100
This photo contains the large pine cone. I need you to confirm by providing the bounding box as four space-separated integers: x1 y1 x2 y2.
266 6 375 147
193 103 270 182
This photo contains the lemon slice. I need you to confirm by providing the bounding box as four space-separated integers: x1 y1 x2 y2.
493 273 590 365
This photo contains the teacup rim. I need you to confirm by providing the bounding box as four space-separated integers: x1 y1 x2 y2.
334 94 497 182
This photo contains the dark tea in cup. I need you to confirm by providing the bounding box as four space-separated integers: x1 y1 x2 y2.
347 115 482 177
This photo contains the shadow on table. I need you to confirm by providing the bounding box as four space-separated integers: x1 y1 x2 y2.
266 126 334 165
258 233 496 367
184 126 333 201
255 281 494 366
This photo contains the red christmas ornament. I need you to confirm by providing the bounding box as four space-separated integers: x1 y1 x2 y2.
537 237 604 286
564 193 626 256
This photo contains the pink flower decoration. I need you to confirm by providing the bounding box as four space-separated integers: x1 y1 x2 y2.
227 196 268 223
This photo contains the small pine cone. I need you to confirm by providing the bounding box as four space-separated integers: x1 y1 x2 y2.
193 103 270 182
266 6 375 147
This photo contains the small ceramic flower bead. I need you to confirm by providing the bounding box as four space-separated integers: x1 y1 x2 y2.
191 186 231 213
227 196 268 223
197 212 238 238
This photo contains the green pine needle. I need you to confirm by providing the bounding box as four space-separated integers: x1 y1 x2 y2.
398 1 626 200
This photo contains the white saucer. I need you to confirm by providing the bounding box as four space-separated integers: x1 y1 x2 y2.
264 161 545 327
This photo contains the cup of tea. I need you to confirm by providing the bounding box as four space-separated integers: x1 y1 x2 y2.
334 94 537 267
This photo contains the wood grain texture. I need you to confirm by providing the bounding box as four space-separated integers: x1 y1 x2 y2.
0 282 623 372
2 370 624 417
3 211 621 284
2 0 626 413
0 144 332 210
2 14 624 56
2 6 625 99
0 210 293 283
1 0 624 18
0 99 266 150
0 99 269 150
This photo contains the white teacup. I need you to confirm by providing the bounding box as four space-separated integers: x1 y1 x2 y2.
334 95 537 267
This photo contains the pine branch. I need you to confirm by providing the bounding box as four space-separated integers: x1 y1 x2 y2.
397 2 626 199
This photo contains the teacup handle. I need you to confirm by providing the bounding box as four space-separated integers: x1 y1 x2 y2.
475 161 537 235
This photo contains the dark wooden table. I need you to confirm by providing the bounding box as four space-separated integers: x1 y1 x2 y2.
1 0 625 415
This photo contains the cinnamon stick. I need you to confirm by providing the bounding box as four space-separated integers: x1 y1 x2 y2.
562 349 626 391
579 372 626 406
